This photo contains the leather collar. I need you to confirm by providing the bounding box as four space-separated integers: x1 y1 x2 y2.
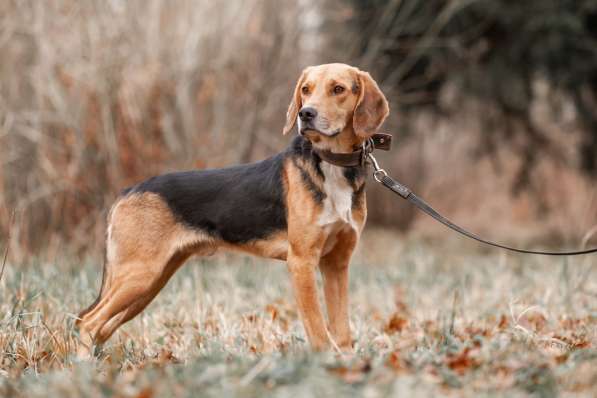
312 133 392 167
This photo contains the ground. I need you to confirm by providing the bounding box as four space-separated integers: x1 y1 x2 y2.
0 229 596 397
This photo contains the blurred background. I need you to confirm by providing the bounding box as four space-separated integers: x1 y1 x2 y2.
1 0 596 260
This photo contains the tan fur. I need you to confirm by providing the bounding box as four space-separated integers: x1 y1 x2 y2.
77 193 213 353
223 231 289 261
77 63 387 355
283 63 389 153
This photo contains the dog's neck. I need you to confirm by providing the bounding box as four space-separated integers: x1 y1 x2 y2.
311 140 355 154
305 127 362 154
300 131 392 168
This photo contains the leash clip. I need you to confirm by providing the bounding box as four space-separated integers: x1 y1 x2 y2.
367 152 387 182
360 138 375 167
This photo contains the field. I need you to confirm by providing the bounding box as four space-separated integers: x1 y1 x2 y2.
1 1 596 397
0 229 595 397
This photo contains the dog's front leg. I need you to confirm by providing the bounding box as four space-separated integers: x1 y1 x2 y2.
319 228 357 351
287 245 330 351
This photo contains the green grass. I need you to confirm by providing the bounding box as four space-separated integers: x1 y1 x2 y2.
0 231 596 397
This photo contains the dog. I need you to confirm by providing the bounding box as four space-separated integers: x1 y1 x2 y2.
76 63 389 354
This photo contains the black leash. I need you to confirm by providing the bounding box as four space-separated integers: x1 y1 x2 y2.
367 153 597 256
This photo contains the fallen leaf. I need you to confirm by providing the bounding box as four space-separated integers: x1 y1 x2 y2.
385 313 408 334
135 387 153 398
498 314 509 329
446 348 478 375
328 361 372 384
386 351 407 373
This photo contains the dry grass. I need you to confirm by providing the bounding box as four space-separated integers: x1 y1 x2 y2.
0 229 595 397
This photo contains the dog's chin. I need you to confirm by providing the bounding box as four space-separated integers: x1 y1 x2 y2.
299 127 341 138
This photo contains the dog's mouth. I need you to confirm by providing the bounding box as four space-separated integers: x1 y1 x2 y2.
299 127 341 138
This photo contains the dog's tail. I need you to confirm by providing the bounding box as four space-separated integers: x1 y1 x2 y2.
77 205 118 324
76 254 108 323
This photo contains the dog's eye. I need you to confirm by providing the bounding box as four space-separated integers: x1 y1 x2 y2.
333 85 345 95
301 86 309 95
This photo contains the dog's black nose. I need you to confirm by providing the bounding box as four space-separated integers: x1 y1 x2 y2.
298 107 317 122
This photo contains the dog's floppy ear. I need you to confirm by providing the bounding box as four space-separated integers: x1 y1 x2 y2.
353 71 389 138
282 69 308 135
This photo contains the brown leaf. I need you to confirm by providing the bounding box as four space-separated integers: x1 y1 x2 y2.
386 351 408 373
135 387 154 398
328 361 372 384
151 349 180 365
498 314 509 329
553 333 591 350
555 353 569 364
245 313 258 323
446 348 478 375
385 313 408 334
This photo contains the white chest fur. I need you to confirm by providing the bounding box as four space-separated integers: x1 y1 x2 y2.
317 162 356 230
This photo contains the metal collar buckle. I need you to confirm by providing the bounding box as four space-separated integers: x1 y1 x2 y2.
360 138 375 167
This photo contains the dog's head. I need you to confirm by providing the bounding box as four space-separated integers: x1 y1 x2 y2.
283 63 389 151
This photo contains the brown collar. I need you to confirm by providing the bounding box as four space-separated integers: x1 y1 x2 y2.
312 133 392 167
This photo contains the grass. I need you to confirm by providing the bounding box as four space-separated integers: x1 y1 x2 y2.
0 230 596 397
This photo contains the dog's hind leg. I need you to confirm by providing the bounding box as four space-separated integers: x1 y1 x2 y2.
75 261 160 356
94 252 191 343
75 192 212 357
76 251 190 355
